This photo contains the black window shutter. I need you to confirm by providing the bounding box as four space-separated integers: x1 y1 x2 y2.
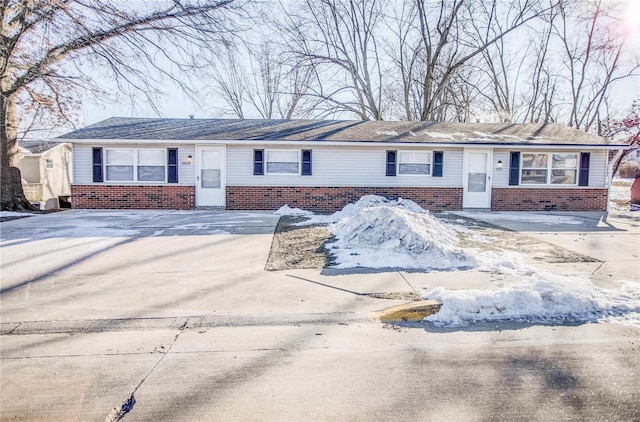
92 147 103 182
301 149 312 175
168 148 178 183
509 151 520 186
578 152 590 186
386 150 396 176
254 149 264 175
433 151 444 177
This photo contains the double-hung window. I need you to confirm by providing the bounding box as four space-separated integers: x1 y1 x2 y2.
105 148 166 182
266 150 299 174
137 150 166 181
398 151 431 175
521 153 577 185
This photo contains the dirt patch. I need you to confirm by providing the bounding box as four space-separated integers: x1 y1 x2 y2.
264 216 334 271
265 212 598 272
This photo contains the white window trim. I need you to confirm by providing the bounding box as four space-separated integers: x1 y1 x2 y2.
520 152 578 186
44 158 54 170
397 150 432 176
105 148 168 183
265 149 301 175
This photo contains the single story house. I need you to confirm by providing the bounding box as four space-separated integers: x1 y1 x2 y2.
19 141 72 210
56 117 626 212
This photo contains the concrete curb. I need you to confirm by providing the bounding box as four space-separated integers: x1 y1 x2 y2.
0 313 375 335
374 300 442 322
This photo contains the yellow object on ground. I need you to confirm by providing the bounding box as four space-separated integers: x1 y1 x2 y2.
376 300 442 322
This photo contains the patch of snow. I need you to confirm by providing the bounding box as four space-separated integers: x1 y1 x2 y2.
423 131 455 140
609 181 631 213
307 195 640 326
376 130 399 136
424 274 640 327
0 211 31 217
473 131 492 138
274 205 314 216
327 206 476 270
167 224 230 234
52 228 141 238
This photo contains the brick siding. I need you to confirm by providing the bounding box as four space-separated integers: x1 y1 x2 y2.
70 184 608 212
71 185 195 209
226 186 463 212
491 187 608 211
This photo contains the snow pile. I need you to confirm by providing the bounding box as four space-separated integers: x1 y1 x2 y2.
274 205 313 216
276 195 428 224
274 194 640 327
423 273 640 327
327 205 475 270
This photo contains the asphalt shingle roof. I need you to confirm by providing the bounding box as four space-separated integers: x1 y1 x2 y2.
57 117 621 146
19 141 61 154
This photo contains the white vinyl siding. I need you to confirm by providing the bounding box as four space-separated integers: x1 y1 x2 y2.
227 146 462 187
72 144 195 185
491 149 607 188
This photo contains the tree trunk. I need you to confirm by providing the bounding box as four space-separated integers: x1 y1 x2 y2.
1 94 33 211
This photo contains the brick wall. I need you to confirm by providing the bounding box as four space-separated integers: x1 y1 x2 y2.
491 187 608 211
71 185 195 209
226 186 463 212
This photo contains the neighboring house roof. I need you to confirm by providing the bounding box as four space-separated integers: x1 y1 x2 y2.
19 140 64 155
57 117 626 147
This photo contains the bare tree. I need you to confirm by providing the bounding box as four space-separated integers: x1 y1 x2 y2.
205 40 315 119
207 44 249 119
1 0 248 210
601 99 640 176
407 0 554 121
279 0 386 120
471 1 560 124
556 0 639 132
245 41 316 120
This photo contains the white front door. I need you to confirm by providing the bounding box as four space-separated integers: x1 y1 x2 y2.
196 146 225 207
463 149 492 208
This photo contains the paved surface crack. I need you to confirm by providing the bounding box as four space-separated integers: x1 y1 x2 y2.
104 331 183 422
397 271 417 292
591 261 605 276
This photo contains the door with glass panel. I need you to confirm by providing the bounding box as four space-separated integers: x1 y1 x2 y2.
463 149 492 208
196 146 225 206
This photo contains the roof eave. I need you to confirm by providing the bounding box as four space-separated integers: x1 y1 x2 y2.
55 137 625 149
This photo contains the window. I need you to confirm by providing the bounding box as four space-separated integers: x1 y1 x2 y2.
44 158 54 170
266 150 299 174
551 153 577 185
398 151 431 175
106 149 134 181
137 150 165 181
105 148 166 182
521 153 577 185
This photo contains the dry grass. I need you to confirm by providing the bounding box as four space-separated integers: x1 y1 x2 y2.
264 216 334 271
265 213 599 272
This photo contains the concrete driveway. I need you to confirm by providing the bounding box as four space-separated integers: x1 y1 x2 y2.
1 210 639 421
0 210 415 326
